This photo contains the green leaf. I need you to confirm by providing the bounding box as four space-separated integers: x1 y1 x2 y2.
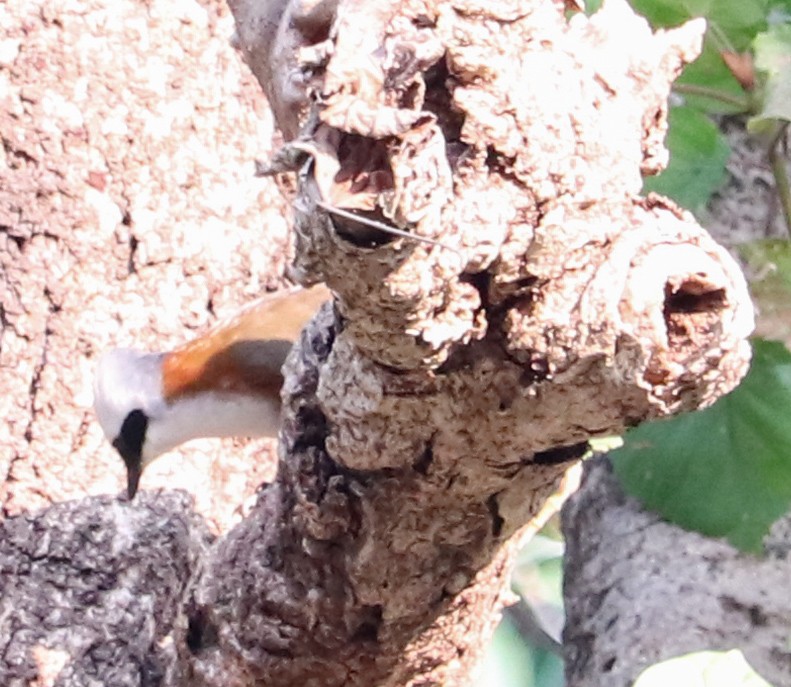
629 0 768 49
628 0 691 27
512 534 565 636
634 650 773 687
703 0 769 50
612 339 791 553
642 106 730 213
739 240 791 347
478 616 539 687
583 0 603 15
750 23 791 129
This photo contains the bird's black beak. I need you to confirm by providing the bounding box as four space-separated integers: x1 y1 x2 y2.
125 462 142 500
113 433 144 500
113 409 149 500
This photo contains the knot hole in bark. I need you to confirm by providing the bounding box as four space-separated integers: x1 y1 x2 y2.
186 607 218 655
328 135 397 248
663 278 728 343
350 604 384 643
421 57 467 156
533 441 590 466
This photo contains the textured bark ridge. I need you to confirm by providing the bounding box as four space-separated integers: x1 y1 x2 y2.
563 457 791 687
0 492 212 687
170 0 754 685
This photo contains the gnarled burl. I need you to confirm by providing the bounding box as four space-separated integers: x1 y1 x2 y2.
181 0 753 685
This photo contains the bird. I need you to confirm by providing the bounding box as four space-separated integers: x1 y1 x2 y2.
93 283 332 499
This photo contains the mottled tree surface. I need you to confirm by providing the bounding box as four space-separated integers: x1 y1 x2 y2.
0 0 286 532
0 492 212 686
0 0 756 686
563 457 791 687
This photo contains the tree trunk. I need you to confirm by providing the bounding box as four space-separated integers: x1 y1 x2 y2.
0 0 288 533
1 0 753 686
563 456 791 687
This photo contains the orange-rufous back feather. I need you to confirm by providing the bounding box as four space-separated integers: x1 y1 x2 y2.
161 284 331 402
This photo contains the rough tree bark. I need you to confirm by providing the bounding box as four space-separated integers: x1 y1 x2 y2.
0 0 288 533
1 0 755 686
563 456 791 687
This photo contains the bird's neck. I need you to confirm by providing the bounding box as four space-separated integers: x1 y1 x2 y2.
144 391 281 460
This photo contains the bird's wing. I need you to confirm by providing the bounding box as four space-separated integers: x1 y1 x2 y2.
161 284 332 402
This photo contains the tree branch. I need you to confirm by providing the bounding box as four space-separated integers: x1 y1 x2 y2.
177 0 753 684
563 456 791 687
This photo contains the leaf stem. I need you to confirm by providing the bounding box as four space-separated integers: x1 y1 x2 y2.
705 21 736 56
673 83 750 111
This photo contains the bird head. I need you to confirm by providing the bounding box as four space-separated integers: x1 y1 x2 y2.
93 348 167 499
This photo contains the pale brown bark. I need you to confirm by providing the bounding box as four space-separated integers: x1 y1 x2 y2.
0 0 754 686
177 0 751 684
0 0 285 532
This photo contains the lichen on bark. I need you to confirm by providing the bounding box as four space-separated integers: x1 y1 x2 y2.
177 0 754 685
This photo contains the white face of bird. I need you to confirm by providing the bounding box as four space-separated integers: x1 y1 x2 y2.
93 349 168 498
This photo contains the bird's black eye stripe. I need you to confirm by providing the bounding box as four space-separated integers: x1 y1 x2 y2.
113 408 148 468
